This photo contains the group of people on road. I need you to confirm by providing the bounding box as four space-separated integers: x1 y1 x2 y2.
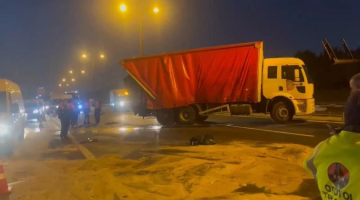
57 99 102 140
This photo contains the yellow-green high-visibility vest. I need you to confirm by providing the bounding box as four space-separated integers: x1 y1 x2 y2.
304 131 360 200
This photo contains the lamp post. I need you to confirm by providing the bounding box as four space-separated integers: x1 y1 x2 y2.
120 4 160 56
81 53 105 91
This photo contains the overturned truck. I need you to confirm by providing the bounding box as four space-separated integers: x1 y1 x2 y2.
121 41 315 125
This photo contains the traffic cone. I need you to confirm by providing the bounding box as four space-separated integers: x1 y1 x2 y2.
0 158 11 196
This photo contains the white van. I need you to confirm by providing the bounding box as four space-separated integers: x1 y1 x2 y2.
0 79 26 155
46 94 72 115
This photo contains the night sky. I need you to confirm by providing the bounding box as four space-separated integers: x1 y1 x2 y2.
1 0 360 97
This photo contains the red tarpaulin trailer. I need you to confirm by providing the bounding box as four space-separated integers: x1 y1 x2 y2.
122 42 262 110
121 41 314 125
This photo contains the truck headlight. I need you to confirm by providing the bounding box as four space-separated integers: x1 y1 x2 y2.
0 124 8 135
33 109 39 114
120 101 125 106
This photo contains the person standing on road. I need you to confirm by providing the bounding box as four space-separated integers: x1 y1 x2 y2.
57 99 71 140
94 100 102 125
68 100 76 128
304 73 360 199
83 101 91 125
73 100 80 127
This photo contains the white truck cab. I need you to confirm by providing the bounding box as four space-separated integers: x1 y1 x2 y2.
262 58 315 123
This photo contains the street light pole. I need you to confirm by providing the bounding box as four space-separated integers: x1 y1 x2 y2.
139 13 144 56
120 4 159 57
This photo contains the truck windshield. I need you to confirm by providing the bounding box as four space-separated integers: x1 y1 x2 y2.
0 92 6 113
302 65 313 84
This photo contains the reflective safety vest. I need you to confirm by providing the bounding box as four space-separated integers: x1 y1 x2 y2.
304 131 360 200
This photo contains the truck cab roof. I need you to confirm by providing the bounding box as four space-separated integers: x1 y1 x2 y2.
264 58 305 66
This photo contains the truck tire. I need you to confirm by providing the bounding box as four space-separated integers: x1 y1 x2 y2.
177 106 197 125
271 101 294 124
196 115 209 123
156 109 175 125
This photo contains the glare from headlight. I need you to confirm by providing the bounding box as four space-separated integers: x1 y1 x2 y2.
56 106 59 108
120 101 125 106
46 106 49 109
0 124 8 135
78 105 82 109
33 109 39 114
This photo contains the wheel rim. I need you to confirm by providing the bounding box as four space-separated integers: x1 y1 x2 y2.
182 111 190 120
277 107 289 119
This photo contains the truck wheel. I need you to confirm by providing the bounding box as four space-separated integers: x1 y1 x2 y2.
271 101 293 124
156 109 175 125
177 106 197 125
196 116 209 123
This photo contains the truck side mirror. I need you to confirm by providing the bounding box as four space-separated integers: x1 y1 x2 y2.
10 103 20 114
294 69 300 82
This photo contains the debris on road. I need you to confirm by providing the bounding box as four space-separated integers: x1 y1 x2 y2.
80 138 99 144
189 133 216 146
105 122 119 126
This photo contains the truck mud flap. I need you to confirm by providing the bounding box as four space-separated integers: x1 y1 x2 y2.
123 75 153 117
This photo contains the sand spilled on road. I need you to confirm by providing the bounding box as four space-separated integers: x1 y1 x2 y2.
7 141 315 200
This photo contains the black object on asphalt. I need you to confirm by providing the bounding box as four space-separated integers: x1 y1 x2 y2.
189 133 216 146
80 138 99 144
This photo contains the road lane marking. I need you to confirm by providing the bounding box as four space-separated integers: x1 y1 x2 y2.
215 113 344 124
225 125 315 137
51 118 96 160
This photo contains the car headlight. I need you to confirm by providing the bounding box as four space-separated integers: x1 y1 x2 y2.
46 106 49 109
120 101 125 106
56 106 59 108
0 124 8 135
33 109 39 114
78 105 82 109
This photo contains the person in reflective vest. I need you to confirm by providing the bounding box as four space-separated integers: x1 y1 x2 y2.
304 73 360 199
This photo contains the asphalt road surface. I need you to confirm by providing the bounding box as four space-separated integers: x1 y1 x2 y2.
64 107 338 159
4 108 339 199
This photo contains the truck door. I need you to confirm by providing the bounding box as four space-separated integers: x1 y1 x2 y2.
262 65 280 99
279 65 309 99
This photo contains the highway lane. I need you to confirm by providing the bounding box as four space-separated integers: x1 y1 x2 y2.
68 111 337 159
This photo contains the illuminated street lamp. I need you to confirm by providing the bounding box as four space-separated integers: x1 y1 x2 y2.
81 53 105 90
72 78 75 82
62 79 66 82
69 70 73 74
153 7 159 13
120 4 160 56
120 4 127 12
59 84 62 87
67 84 69 87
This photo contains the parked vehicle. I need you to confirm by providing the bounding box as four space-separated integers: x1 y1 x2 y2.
121 41 315 125
0 79 26 155
47 94 72 115
110 89 130 112
25 101 42 121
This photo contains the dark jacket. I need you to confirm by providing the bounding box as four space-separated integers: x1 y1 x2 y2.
344 90 360 131
57 104 72 120
94 107 101 117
